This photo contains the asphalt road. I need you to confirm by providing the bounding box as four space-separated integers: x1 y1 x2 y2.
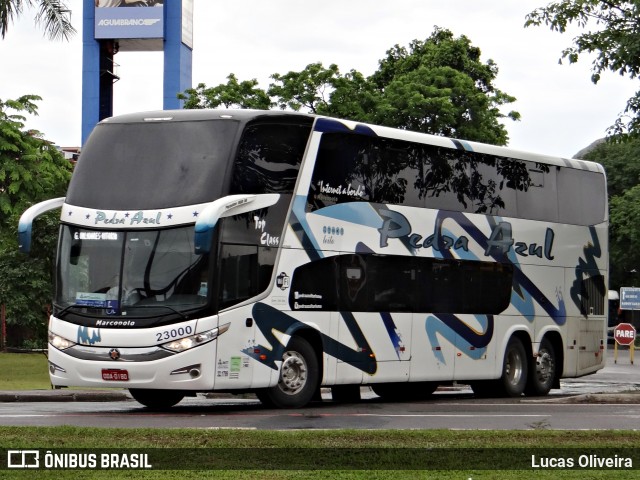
0 348 637 430
1 391 640 430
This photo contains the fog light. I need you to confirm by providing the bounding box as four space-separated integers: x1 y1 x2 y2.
49 361 66 374
170 364 202 376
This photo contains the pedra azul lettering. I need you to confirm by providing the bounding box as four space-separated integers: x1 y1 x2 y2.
378 209 554 260
95 211 162 226
377 209 469 252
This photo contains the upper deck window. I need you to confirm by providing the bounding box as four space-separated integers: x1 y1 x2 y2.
307 132 606 226
67 119 240 210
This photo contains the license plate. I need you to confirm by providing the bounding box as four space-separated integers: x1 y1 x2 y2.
102 369 129 381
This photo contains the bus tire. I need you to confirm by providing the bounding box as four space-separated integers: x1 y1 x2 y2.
498 336 528 397
129 389 184 409
525 338 556 396
257 336 319 409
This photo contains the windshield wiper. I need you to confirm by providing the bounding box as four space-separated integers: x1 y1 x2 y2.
54 303 91 319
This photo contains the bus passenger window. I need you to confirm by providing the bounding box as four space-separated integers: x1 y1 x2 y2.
218 244 259 309
218 244 277 310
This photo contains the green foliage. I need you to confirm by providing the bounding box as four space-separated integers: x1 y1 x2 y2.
526 1 640 137
180 28 519 146
609 185 640 289
0 0 76 40
177 74 272 110
269 62 340 113
583 138 640 198
0 95 70 226
0 96 72 346
583 136 640 290
364 29 519 143
0 211 59 342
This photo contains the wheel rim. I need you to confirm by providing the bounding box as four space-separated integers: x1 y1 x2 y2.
278 351 308 396
535 349 554 384
506 348 524 386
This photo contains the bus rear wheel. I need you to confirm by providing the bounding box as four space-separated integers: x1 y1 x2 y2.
472 337 529 398
129 389 185 409
499 336 528 397
256 336 319 408
525 338 556 396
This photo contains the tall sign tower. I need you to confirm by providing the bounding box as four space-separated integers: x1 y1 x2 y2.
81 0 193 144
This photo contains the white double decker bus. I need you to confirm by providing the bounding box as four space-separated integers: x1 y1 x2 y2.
20 110 608 408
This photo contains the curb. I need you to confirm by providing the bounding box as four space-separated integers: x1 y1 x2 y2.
525 393 640 404
0 390 131 402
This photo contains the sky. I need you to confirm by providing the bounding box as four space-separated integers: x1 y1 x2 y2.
0 0 638 159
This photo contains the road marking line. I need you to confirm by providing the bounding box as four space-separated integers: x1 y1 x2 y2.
331 412 640 416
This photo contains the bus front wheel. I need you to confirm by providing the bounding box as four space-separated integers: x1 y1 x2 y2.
129 389 185 409
256 336 319 408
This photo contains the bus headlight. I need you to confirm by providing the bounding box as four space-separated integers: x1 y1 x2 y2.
161 323 230 353
48 332 76 351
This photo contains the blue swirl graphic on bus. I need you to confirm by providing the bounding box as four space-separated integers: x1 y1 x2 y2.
425 315 489 363
380 312 405 359
570 226 603 315
246 303 377 374
436 222 536 323
432 210 566 325
292 200 567 366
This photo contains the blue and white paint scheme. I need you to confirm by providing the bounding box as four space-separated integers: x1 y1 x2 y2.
20 110 607 407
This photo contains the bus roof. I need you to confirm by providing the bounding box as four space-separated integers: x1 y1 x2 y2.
99 109 605 174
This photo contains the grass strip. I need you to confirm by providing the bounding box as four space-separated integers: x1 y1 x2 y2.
1 428 639 479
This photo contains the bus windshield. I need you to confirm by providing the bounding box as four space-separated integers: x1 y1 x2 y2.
56 225 210 321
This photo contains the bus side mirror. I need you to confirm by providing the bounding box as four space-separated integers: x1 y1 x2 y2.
18 197 65 254
194 194 280 254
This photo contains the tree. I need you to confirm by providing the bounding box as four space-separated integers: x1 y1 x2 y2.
582 136 640 290
269 63 340 113
0 95 72 347
365 28 519 143
583 137 640 198
525 1 640 137
609 185 640 290
177 74 272 110
0 95 70 225
180 28 520 146
0 0 75 40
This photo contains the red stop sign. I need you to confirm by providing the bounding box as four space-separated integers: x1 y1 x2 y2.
614 323 637 346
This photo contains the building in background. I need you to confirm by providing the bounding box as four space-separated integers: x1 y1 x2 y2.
82 0 193 144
